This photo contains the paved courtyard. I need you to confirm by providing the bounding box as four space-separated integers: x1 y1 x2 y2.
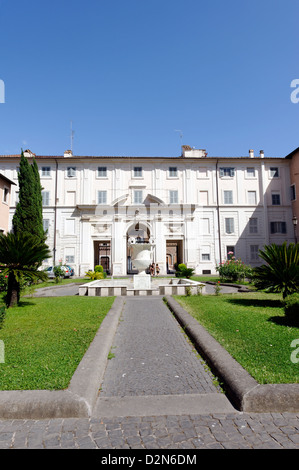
0 289 298 449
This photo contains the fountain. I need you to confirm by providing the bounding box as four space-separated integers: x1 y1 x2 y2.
79 234 205 297
128 236 155 290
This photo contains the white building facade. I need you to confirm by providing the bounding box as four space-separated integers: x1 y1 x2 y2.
0 146 295 276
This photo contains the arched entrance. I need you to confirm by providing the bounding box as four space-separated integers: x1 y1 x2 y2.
126 222 151 274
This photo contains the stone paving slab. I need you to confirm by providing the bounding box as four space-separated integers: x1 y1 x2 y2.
100 296 222 398
0 412 298 449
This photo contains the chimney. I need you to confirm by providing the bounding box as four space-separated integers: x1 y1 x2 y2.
249 149 254 158
181 145 207 158
64 150 73 158
23 149 35 157
259 150 264 158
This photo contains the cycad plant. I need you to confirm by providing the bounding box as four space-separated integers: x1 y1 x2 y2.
0 232 50 307
252 242 299 299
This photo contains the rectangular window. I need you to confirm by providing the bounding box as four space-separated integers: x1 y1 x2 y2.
97 190 107 204
169 167 177 177
43 219 50 232
169 190 178 204
290 184 296 201
250 245 259 261
65 219 75 235
270 167 279 178
133 167 142 178
248 191 257 205
42 191 50 206
249 218 258 234
199 190 208 205
246 167 255 178
220 167 235 177
3 187 9 203
65 247 75 264
272 193 281 205
225 218 234 234
41 166 51 177
134 190 143 204
270 221 287 234
67 167 76 178
197 167 207 178
98 167 107 177
223 190 233 204
226 246 235 257
201 245 211 261
201 218 210 234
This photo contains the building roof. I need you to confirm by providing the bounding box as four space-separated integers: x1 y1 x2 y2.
285 147 299 159
0 173 16 185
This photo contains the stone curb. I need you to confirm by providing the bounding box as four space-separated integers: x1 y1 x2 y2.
0 296 125 419
165 296 299 412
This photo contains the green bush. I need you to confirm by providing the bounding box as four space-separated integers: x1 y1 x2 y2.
85 270 104 280
0 305 6 328
175 263 194 279
216 253 252 283
252 242 299 298
284 293 299 317
94 265 104 273
53 265 64 283
0 270 8 292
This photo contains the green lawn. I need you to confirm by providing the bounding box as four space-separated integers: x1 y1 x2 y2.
0 296 115 391
174 292 299 384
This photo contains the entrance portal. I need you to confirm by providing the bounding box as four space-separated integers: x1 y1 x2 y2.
94 240 111 274
166 240 183 273
127 222 151 274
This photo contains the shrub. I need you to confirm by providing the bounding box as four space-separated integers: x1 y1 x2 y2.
94 265 104 273
175 263 194 279
0 270 8 292
252 242 299 299
0 305 5 328
216 253 252 283
284 293 299 317
53 265 64 283
85 270 104 280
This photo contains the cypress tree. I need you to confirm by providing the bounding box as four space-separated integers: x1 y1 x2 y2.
12 150 46 242
31 157 45 241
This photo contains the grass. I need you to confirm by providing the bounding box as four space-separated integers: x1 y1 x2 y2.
0 296 115 391
174 292 299 384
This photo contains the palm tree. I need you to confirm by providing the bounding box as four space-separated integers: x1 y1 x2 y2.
252 242 299 299
0 232 50 307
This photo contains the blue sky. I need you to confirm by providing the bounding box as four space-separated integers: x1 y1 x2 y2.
0 0 298 158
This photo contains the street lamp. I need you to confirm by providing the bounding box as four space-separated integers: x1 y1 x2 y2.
292 215 298 244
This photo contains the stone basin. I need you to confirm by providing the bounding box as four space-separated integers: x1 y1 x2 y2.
79 277 205 297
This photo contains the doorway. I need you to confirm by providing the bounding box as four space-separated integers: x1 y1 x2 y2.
166 240 183 273
126 222 151 274
94 240 111 274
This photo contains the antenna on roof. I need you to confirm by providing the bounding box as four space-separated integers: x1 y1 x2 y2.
175 129 183 149
70 120 74 153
